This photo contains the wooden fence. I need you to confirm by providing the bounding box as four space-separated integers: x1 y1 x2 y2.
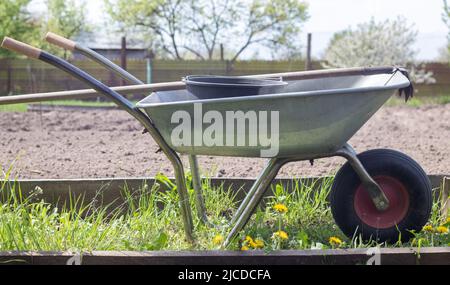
0 59 448 97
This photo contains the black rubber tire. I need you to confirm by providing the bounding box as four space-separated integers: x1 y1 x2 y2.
330 149 432 243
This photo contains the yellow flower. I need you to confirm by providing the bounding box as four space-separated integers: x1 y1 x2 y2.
436 226 449 234
329 236 343 247
423 225 434 232
273 230 289 240
245 235 253 243
446 217 450 224
253 239 265 249
241 245 249 251
273 203 288 214
212 235 224 245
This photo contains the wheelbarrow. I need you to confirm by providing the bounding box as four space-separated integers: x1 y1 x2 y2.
1 35 432 246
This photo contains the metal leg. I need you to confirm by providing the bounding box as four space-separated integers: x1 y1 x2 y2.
336 143 389 211
223 158 289 247
68 39 198 239
138 121 194 242
22 48 195 242
188 154 209 225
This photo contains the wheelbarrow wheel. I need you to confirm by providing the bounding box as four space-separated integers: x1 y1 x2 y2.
330 149 432 243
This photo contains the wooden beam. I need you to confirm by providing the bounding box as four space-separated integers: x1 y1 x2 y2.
0 247 448 265
0 81 185 105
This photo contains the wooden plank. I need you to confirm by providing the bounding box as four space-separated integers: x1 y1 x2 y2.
0 247 448 265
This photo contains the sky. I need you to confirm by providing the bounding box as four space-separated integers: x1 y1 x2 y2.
301 0 448 60
33 0 449 61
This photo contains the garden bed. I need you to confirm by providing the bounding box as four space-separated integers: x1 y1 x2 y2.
1 104 449 179
0 173 448 257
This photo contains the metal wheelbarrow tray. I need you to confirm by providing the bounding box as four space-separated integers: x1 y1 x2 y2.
137 72 410 158
1 35 432 248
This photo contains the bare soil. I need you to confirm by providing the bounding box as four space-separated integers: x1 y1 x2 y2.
1 104 449 179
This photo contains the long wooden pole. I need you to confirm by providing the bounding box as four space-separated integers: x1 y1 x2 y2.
0 66 394 105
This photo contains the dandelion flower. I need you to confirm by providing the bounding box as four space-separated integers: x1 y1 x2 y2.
213 235 224 245
254 239 265 249
329 236 343 247
273 203 288 214
241 245 249 251
273 230 289 240
248 240 258 248
436 226 449 234
422 225 434 232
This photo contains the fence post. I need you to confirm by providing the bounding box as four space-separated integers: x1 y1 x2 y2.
225 60 233 75
146 49 154 84
7 60 12 95
120 36 127 86
220 44 224 61
305 33 312 71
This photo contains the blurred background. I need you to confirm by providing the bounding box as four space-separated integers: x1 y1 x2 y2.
0 0 449 97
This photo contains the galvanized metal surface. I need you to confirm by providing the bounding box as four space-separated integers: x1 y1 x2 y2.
137 72 410 157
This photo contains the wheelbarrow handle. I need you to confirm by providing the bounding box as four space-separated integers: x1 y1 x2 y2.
45 32 143 85
45 32 76 51
1 36 196 241
2 37 134 110
1 37 42 59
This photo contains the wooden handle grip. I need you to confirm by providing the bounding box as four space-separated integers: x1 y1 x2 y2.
45 32 76 51
1 37 41 59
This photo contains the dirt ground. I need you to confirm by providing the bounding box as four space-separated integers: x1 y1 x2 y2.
0 104 449 179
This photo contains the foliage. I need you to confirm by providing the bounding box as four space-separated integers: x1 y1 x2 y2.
0 0 40 58
41 0 90 58
104 0 309 62
0 0 89 59
0 168 448 251
323 17 435 84
444 0 450 60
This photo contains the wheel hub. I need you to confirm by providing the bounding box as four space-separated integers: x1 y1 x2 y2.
354 175 410 229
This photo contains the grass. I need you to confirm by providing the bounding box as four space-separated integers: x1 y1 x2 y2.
0 167 448 252
0 100 132 112
386 94 450 107
0 103 28 112
41 100 120 108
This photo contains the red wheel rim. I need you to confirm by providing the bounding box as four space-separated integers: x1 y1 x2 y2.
354 175 410 229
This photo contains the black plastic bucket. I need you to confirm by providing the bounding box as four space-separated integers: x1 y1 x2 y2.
183 75 288 99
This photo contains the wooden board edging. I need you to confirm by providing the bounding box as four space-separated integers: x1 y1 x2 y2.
0 247 449 265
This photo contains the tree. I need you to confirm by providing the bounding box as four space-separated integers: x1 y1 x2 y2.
0 0 41 58
443 0 450 58
42 0 90 58
104 0 309 62
323 17 435 84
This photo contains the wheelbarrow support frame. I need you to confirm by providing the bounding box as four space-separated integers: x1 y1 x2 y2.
1 37 391 247
44 32 210 226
